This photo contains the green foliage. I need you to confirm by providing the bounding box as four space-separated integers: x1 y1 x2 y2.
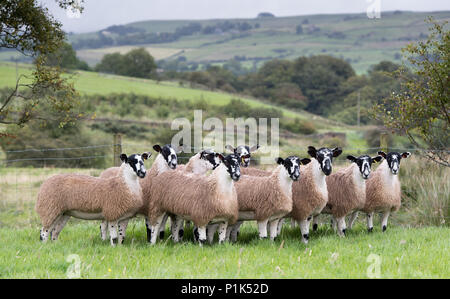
46 42 90 70
95 48 156 79
281 118 316 135
0 0 79 128
0 120 108 168
372 18 449 166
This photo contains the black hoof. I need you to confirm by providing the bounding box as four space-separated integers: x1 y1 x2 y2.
179 229 184 238
193 228 199 242
120 237 125 244
313 223 318 231
112 238 118 244
382 225 387 232
159 231 165 239
342 229 346 236
303 234 309 241
198 239 206 245
146 228 151 243
237 231 240 237
368 227 373 233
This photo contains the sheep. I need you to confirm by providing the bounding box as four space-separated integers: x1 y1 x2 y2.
227 156 311 242
225 144 259 167
320 154 382 237
145 153 241 246
99 144 179 243
35 152 150 246
354 151 411 233
164 149 221 241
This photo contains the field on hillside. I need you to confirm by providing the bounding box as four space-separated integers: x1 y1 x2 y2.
68 11 450 73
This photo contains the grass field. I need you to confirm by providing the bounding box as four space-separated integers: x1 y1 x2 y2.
0 220 448 278
67 11 450 73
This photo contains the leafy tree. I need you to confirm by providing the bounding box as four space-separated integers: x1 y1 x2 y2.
0 0 82 129
373 18 449 166
296 24 303 34
46 41 90 70
95 52 124 74
121 48 156 79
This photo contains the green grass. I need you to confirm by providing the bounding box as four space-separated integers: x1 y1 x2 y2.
0 220 448 278
66 11 450 73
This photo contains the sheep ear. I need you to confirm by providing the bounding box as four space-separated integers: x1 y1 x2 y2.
347 155 357 162
120 154 128 162
372 155 382 163
249 144 260 152
141 152 151 160
153 144 162 153
300 158 311 165
401 152 411 159
175 144 184 154
200 150 206 158
378 151 387 158
225 145 235 153
332 147 343 157
307 146 317 158
275 157 284 165
217 154 225 162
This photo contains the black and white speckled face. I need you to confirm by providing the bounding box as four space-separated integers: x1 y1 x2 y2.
226 144 260 167
277 156 310 181
153 144 178 169
378 151 411 175
347 154 382 179
200 150 221 170
308 146 342 176
219 154 241 181
120 153 150 178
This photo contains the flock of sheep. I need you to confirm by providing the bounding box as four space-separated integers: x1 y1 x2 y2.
35 144 410 246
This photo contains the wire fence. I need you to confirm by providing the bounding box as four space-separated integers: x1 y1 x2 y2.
0 142 448 228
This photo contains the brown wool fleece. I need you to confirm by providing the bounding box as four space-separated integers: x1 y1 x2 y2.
290 159 329 221
36 164 143 229
146 164 238 227
241 167 271 177
324 163 366 218
234 165 293 221
363 160 401 213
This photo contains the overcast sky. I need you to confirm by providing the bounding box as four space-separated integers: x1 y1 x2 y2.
41 0 450 33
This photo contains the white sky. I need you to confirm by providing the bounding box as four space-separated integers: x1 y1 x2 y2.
40 0 450 33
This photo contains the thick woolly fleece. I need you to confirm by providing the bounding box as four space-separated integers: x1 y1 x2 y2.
290 158 329 221
323 163 366 218
363 160 401 213
36 163 143 229
234 165 293 221
146 163 239 227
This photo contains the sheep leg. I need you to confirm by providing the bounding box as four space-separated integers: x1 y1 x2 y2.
51 215 70 241
276 218 285 236
100 221 108 241
331 216 337 231
40 216 60 242
145 217 152 243
336 217 347 237
108 221 119 246
290 218 296 228
299 218 311 244
367 212 374 232
230 221 243 243
118 219 129 244
381 210 390 232
197 226 207 246
150 214 166 245
207 224 218 244
348 211 359 229
218 222 228 244
312 215 320 231
269 219 280 241
159 213 169 240
172 217 184 243
257 219 269 239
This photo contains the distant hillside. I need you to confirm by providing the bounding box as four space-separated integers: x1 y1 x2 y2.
65 10 450 73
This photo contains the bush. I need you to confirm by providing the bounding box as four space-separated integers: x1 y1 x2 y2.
281 118 316 135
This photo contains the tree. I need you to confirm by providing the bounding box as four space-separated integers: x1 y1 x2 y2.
0 0 82 129
46 41 90 70
373 18 449 167
95 52 124 74
121 48 156 79
296 24 303 35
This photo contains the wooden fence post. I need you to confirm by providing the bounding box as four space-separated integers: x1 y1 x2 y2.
380 132 388 153
113 133 122 167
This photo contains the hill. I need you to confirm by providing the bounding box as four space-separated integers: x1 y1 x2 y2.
65 10 450 74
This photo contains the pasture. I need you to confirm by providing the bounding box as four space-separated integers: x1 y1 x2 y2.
0 155 448 278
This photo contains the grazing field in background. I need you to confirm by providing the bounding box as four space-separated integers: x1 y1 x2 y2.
68 11 450 73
